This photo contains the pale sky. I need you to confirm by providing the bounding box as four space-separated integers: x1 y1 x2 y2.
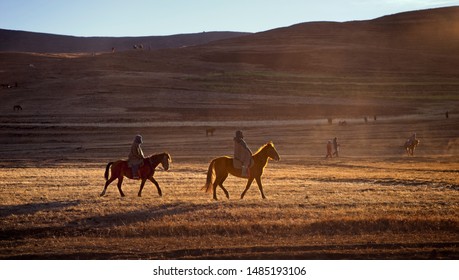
1 0 458 37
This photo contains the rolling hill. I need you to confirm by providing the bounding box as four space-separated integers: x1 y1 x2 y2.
0 7 458 123
0 29 250 53
199 6 459 75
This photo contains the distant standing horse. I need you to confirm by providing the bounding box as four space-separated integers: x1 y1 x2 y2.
404 139 420 156
206 127 216 136
13 105 22 111
100 152 171 197
203 142 280 200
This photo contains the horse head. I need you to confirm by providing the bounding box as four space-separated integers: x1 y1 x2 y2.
265 142 280 161
161 152 172 171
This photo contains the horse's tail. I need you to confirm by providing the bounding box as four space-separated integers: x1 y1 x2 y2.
104 162 114 180
203 159 216 193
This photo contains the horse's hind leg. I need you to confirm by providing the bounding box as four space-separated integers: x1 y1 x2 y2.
100 177 116 196
212 174 229 200
117 177 125 197
240 178 254 199
219 174 229 199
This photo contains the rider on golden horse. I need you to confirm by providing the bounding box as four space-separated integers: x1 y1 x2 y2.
233 130 253 177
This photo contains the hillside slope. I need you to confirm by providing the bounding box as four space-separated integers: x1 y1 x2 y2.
199 6 459 75
0 29 250 53
1 7 458 123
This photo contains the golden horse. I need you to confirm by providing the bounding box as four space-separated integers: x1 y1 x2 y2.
204 142 280 200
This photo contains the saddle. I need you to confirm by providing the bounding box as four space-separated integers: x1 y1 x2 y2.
233 158 254 177
232 158 254 169
128 158 144 168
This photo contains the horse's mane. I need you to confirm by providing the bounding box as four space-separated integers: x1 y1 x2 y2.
253 141 274 155
148 152 172 162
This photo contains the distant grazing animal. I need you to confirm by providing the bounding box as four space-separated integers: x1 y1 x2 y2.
203 142 280 200
100 152 171 197
206 127 216 136
338 121 347 126
13 105 22 111
404 139 420 156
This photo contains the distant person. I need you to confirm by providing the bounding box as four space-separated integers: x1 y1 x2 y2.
408 133 417 145
333 137 340 157
325 140 333 158
233 130 253 177
446 111 449 119
128 135 145 179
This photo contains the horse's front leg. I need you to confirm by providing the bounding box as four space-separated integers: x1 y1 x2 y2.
117 177 125 197
145 177 162 197
100 177 116 196
137 179 147 197
255 177 266 199
240 177 254 199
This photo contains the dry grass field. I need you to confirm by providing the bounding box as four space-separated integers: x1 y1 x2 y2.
0 116 458 259
1 7 459 259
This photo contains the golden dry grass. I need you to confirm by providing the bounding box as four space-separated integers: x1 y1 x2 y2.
1 156 457 259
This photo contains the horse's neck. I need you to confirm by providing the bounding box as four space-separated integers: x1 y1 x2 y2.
149 154 163 167
253 148 269 165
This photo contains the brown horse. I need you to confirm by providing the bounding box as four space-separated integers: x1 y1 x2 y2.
206 127 216 136
204 142 280 200
100 152 171 197
404 139 420 156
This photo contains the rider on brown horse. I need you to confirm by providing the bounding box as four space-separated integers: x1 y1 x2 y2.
409 133 417 145
128 135 144 179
